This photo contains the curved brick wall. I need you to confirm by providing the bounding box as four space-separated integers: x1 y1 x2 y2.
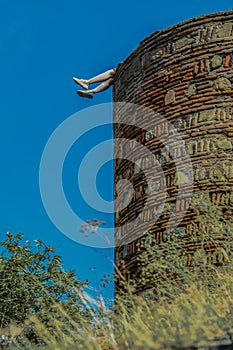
114 10 233 278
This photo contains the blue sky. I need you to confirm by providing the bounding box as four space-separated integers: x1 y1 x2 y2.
0 0 232 300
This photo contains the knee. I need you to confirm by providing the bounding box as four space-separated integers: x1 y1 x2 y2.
108 78 114 86
109 69 116 77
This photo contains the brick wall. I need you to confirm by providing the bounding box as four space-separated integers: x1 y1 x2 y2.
113 11 233 282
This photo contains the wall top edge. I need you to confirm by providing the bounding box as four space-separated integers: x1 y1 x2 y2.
115 10 233 76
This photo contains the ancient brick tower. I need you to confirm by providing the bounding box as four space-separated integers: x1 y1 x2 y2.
113 11 233 284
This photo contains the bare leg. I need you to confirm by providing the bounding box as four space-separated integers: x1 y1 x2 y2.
76 78 114 98
87 69 115 84
89 78 114 93
73 68 115 90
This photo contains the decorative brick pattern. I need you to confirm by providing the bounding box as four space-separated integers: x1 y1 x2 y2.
113 11 233 284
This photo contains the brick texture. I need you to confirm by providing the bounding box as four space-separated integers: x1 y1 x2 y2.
113 11 233 285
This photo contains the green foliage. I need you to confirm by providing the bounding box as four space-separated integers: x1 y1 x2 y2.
126 192 233 297
113 192 233 349
0 192 233 349
0 232 89 345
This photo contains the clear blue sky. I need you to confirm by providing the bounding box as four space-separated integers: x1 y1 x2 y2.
0 0 232 300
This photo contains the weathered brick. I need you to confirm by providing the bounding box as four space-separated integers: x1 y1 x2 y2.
224 55 231 68
211 54 223 68
165 89 176 105
217 22 233 37
187 83 197 97
114 10 233 292
214 77 232 91
199 109 216 122
215 135 232 150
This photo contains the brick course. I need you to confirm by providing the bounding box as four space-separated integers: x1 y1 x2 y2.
113 11 233 283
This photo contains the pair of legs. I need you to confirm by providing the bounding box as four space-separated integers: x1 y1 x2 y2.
73 69 115 98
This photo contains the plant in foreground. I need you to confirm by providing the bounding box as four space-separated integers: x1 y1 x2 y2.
0 192 233 349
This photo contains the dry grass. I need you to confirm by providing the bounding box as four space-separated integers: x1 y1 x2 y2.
2 256 232 350
1 193 233 349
